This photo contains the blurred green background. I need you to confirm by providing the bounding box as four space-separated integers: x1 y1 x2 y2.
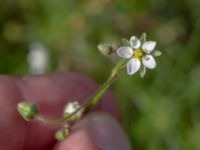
1 0 200 149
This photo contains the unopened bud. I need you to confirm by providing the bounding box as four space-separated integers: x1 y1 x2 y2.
98 43 114 56
55 127 69 141
63 101 83 121
17 101 38 121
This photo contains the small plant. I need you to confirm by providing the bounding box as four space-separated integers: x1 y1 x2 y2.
17 33 161 140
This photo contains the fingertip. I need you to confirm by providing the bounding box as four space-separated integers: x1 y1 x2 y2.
54 112 131 150
53 129 100 150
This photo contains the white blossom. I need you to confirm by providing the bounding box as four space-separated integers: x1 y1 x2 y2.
116 35 161 77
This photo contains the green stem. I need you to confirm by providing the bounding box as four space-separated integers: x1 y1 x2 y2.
35 59 126 125
84 59 126 108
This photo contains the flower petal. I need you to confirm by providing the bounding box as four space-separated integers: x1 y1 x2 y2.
116 46 133 59
127 58 141 75
142 55 156 69
142 41 156 53
130 36 141 49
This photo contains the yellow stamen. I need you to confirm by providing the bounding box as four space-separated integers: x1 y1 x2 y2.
133 48 143 59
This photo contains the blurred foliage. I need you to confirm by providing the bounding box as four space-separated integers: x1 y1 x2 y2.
1 0 200 149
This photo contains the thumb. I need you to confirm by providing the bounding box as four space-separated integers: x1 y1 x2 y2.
54 112 131 150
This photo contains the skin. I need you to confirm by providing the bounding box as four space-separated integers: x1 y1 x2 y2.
0 71 121 150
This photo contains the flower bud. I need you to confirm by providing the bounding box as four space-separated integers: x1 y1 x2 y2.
97 43 114 56
55 127 69 141
17 101 38 121
63 101 83 121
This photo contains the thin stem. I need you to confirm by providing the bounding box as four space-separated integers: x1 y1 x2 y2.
83 59 126 109
35 59 126 125
36 115 64 125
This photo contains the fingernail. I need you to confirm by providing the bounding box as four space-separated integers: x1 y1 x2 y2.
73 112 132 150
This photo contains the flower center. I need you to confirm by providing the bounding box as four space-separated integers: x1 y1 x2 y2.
133 48 143 59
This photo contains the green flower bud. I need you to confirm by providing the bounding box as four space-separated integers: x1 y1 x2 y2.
97 43 114 56
55 128 69 141
17 101 38 121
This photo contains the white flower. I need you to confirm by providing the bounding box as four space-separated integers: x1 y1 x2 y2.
63 101 84 120
116 35 161 77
